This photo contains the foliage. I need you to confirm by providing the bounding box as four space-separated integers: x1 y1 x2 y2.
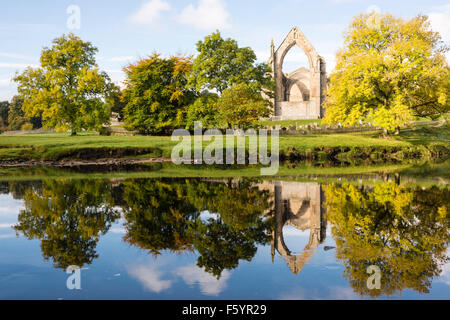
216 83 271 129
324 182 449 297
107 83 126 120
185 92 219 130
188 31 274 96
324 13 450 132
121 178 272 278
122 53 196 135
0 101 9 130
13 179 120 269
20 123 33 131
121 179 199 255
13 33 113 135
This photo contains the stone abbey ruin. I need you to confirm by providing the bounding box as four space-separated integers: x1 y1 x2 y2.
268 26 327 120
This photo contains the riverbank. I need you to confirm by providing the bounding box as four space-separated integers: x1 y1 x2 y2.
0 125 448 166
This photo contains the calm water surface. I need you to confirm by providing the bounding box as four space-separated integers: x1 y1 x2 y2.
0 175 449 299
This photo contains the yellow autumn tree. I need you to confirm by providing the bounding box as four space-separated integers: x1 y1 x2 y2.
324 13 449 133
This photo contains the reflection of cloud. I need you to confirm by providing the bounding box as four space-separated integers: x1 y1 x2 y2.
0 223 14 228
109 227 126 234
179 0 230 31
279 287 308 300
0 234 15 239
328 286 361 300
437 249 450 285
128 264 172 293
279 285 361 300
174 264 230 296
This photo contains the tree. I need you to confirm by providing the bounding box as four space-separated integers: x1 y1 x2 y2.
107 83 126 120
188 31 274 95
324 182 449 297
6 95 39 131
122 54 196 135
0 101 9 131
13 33 113 135
216 83 271 129
14 179 120 269
185 92 219 130
324 13 450 133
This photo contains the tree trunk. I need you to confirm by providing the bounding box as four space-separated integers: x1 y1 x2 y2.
394 126 400 135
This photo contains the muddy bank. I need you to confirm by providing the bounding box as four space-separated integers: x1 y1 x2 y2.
0 157 172 168
0 144 448 168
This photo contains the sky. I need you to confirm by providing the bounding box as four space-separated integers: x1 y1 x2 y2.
0 0 449 101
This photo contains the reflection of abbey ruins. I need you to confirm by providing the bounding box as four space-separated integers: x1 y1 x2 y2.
259 181 327 275
268 27 327 120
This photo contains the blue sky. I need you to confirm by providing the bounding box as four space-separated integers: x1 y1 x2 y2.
0 0 449 101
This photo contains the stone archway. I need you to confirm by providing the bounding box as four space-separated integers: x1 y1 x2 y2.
268 27 327 120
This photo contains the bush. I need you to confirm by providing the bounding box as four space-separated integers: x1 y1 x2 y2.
98 126 112 136
20 123 33 131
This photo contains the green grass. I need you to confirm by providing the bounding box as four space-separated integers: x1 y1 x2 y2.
0 125 448 161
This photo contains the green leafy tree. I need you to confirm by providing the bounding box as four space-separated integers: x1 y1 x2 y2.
13 33 113 135
7 95 27 130
185 92 219 129
216 83 271 129
188 31 274 96
324 13 450 133
0 101 9 130
107 83 126 120
122 54 196 135
324 182 449 298
14 179 120 269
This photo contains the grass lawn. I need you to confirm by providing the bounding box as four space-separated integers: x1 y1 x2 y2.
0 125 448 161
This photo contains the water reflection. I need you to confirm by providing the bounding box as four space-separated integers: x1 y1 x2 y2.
259 182 327 275
324 182 450 297
12 180 120 269
3 176 449 298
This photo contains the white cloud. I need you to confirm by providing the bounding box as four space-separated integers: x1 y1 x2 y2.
0 52 36 61
174 264 230 296
129 0 172 26
107 56 135 62
179 0 231 31
428 4 450 43
0 63 39 69
0 78 12 87
128 264 172 293
329 0 363 3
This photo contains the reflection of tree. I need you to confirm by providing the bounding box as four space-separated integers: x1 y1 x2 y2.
324 182 449 297
122 179 274 278
14 179 120 269
121 179 199 255
190 180 273 278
